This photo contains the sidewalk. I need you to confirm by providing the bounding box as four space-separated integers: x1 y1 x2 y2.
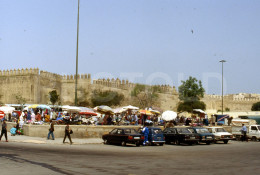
1 132 104 145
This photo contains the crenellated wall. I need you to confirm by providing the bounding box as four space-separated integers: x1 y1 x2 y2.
0 68 259 111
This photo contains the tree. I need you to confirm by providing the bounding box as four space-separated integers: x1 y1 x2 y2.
15 93 26 110
251 102 260 111
49 90 59 106
91 90 124 107
177 76 206 112
130 84 160 109
0 94 3 105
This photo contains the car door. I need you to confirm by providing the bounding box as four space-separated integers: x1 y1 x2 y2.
116 129 125 143
108 129 118 143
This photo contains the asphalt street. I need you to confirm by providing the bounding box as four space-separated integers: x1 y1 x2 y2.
0 141 259 175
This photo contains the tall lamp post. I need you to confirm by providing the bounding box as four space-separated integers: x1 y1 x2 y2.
219 60 226 115
75 0 80 106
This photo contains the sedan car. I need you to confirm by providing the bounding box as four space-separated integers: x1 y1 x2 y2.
139 127 165 146
163 127 200 145
206 127 234 144
188 127 215 145
102 128 144 146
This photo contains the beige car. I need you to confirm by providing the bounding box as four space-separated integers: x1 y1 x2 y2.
206 127 234 144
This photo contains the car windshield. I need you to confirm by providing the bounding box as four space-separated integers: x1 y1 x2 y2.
152 129 163 134
195 128 210 134
216 128 226 132
177 128 191 134
124 129 139 134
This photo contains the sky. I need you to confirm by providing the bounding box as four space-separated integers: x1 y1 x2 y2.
1 0 260 95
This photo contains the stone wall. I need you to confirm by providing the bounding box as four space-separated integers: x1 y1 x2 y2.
0 68 259 112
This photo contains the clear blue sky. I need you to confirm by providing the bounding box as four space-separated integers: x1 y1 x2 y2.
1 0 260 95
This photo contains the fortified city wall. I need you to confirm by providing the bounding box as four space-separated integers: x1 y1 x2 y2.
0 68 259 111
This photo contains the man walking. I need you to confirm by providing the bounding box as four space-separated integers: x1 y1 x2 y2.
63 123 73 144
0 120 8 142
47 120 55 140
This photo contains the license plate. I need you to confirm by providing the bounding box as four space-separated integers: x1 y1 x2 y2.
191 137 195 139
134 137 140 139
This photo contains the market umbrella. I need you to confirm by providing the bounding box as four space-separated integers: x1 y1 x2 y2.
28 104 39 109
139 109 152 115
193 109 206 114
0 106 15 114
162 110 177 121
37 105 51 110
79 111 97 116
66 106 81 112
122 105 139 110
96 105 114 114
113 107 126 114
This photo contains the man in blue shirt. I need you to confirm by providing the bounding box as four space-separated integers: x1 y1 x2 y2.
241 124 248 142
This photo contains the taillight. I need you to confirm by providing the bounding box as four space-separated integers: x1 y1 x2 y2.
221 135 224 138
141 136 144 140
128 136 133 140
230 135 233 138
185 135 190 139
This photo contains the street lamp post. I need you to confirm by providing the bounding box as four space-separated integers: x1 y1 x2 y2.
219 60 226 115
75 0 80 106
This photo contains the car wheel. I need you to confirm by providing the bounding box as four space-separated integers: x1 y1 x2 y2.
224 140 228 144
251 137 257 142
121 141 126 146
136 142 140 147
159 143 164 146
235 136 241 141
104 139 109 145
176 140 180 145
206 142 210 145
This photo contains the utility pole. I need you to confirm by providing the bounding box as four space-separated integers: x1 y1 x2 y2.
75 0 80 106
219 60 226 115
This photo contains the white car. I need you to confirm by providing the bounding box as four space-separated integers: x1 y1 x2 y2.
206 127 234 144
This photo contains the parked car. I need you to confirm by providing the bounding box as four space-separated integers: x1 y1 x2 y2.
139 127 165 146
163 127 200 145
102 128 144 146
188 127 215 145
206 127 234 144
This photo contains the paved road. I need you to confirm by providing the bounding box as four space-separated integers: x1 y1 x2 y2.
0 141 259 175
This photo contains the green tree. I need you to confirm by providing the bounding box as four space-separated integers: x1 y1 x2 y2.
91 90 124 107
15 93 27 110
251 102 260 111
0 94 3 105
49 90 59 106
177 76 206 112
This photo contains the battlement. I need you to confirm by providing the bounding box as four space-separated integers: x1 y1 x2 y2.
40 70 62 80
0 68 39 76
62 74 91 80
204 94 260 102
92 78 176 93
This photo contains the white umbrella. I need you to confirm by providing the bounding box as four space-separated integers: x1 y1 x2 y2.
0 106 15 114
193 109 206 114
162 110 177 121
122 105 139 110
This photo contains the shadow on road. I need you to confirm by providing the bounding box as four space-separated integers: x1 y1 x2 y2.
0 153 74 175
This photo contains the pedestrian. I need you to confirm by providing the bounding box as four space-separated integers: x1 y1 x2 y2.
0 120 8 142
142 126 149 145
47 120 55 140
63 123 73 144
241 124 248 142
